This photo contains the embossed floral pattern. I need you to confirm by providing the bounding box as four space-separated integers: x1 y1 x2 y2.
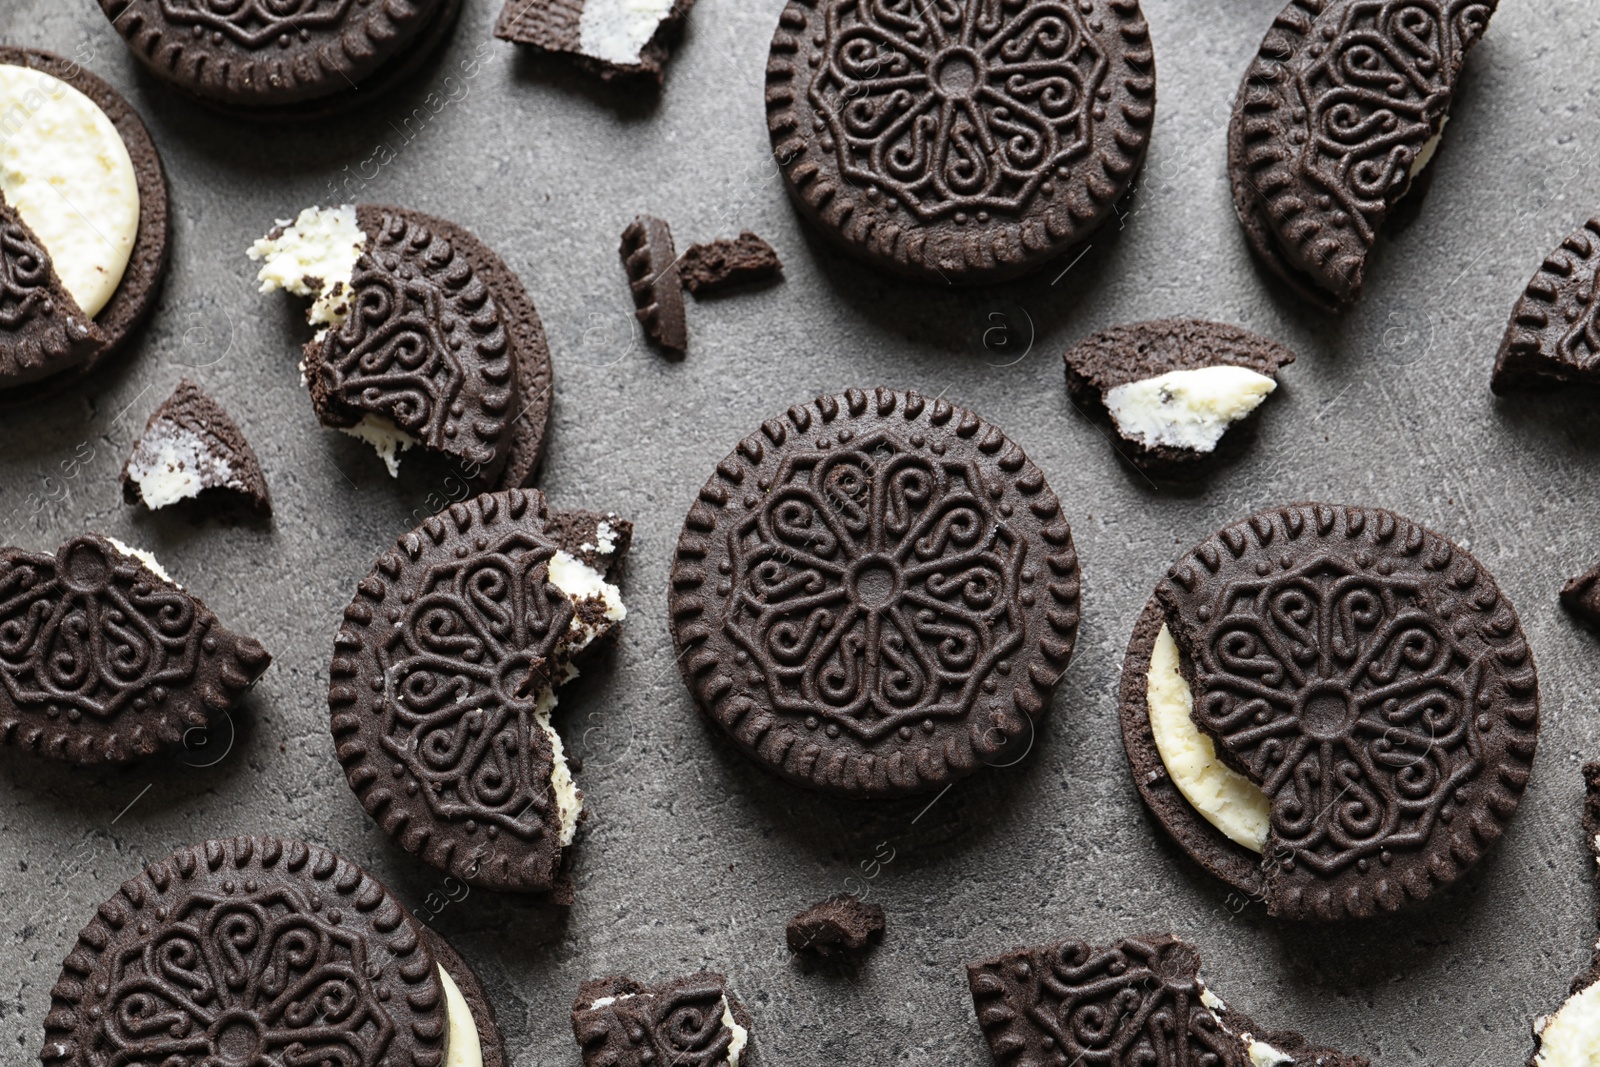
807 0 1108 220
1189 554 1480 876
0 215 50 331
155 0 355 50
574 979 739 1067
726 430 1026 743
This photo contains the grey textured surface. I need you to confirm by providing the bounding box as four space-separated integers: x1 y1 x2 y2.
2 2 1599 1065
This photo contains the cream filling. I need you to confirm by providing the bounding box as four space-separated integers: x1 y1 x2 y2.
126 423 233 509
1408 114 1448 183
1535 979 1600 1067
1244 1037 1293 1067
1104 366 1276 454
439 965 484 1067
577 0 678 65
105 537 176 586
0 63 140 318
339 414 418 478
721 996 749 1067
247 204 365 328
1147 624 1270 853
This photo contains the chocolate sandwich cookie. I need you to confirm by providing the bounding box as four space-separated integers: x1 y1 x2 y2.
1120 503 1539 921
969 934 1368 1067
765 0 1155 284
0 47 169 398
330 489 631 899
122 379 271 516
495 0 698 84
680 233 783 296
620 215 687 356
1561 562 1600 630
1228 1 1496 310
1492 217 1600 394
1063 319 1296 477
0 534 269 766
40 836 503 1067
250 205 553 487
572 972 752 1067
98 0 464 117
786 894 884 957
1529 763 1600 1066
669 387 1080 799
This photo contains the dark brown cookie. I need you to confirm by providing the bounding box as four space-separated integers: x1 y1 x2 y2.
330 489 631 897
421 926 510 1067
495 0 698 84
765 0 1155 284
98 0 462 115
39 837 450 1067
0 47 169 402
1063 319 1296 477
620 215 687 356
1126 503 1539 921
122 379 271 516
786 894 885 957
1228 1 1496 310
669 387 1080 799
1492 217 1600 394
1561 562 1600 629
1527 764 1600 1066
0 534 270 766
968 933 1368 1067
680 233 783 296
572 972 752 1067
0 193 104 386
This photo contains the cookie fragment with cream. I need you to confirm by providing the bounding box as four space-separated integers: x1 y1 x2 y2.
330 489 631 900
969 933 1367 1067
1528 762 1600 1066
122 379 270 516
572 972 752 1067
1064 319 1295 478
494 0 699 85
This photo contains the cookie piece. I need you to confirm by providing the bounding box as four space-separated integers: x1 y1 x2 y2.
0 194 105 385
495 0 698 84
572 972 752 1067
39 836 502 1067
620 215 687 356
765 0 1155 284
668 387 1081 798
121 379 271 516
1528 764 1600 1066
249 205 553 486
330 489 631 897
98 0 463 115
0 47 169 399
1121 503 1539 921
1063 319 1296 477
969 934 1367 1067
1560 563 1600 629
786 894 885 957
680 233 783 296
0 535 270 766
1492 218 1600 394
1228 1 1496 309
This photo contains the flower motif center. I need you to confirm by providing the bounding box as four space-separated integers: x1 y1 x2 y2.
850 557 899 608
933 48 980 97
1298 684 1355 740
212 1014 264 1066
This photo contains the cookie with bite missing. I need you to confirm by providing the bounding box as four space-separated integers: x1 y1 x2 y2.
122 379 270 516
571 972 753 1067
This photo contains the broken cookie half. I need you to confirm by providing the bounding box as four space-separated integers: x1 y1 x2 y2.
494 0 698 85
1119 503 1539 921
1064 320 1294 479
329 488 630 901
248 205 553 487
572 972 751 1067
1530 763 1600 1066
122 379 270 516
969 933 1367 1067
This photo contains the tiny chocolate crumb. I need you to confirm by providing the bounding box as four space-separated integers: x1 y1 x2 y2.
679 233 783 296
786 894 885 957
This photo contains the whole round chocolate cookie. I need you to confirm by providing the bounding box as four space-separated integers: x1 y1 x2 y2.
0 47 169 400
39 836 504 1067
98 0 464 116
765 0 1155 284
669 387 1081 798
1120 503 1539 921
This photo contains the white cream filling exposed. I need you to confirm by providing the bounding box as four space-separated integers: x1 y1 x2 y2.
721 996 749 1067
1105 366 1277 454
1244 1037 1293 1067
340 414 418 478
247 204 365 328
1147 624 1271 853
1409 114 1448 183
439 965 484 1067
126 423 233 509
578 0 678 65
1535 980 1600 1067
105 537 176 586
0 64 139 318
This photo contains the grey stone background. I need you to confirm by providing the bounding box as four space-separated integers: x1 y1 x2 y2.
2 1 1598 1064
